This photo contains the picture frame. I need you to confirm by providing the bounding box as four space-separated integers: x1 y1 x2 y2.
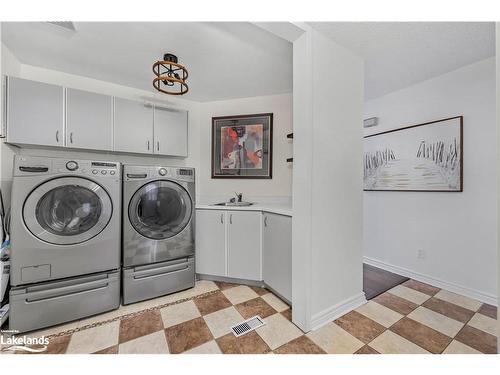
211 113 273 179
363 116 463 192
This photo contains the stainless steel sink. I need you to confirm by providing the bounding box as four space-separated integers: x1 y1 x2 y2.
212 202 254 207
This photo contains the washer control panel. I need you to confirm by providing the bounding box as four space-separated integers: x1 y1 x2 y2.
66 161 79 171
14 156 121 178
53 159 120 178
90 161 119 177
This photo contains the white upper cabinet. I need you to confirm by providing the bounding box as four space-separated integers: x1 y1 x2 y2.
66 88 113 150
7 77 64 147
4 77 188 157
114 98 153 154
153 106 188 157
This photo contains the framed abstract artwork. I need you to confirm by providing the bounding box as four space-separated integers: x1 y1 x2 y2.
364 116 463 192
211 113 273 179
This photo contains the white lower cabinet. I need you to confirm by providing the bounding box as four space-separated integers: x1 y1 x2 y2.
196 208 292 300
195 209 261 281
262 212 292 302
227 211 261 281
195 210 226 277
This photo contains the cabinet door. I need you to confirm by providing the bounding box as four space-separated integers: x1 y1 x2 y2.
7 77 64 147
227 211 261 281
114 98 153 154
263 213 292 301
66 88 113 150
195 210 226 277
153 106 188 157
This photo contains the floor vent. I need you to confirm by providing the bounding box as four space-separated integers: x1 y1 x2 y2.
231 316 266 337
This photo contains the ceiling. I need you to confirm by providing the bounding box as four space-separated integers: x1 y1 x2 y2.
1 22 495 102
309 22 495 100
1 22 293 102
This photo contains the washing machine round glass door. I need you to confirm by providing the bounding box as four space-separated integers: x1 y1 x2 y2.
23 177 113 245
128 180 193 240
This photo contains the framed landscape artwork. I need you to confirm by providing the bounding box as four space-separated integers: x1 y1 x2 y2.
364 116 463 192
212 113 273 179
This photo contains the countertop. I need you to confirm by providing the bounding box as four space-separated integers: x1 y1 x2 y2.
196 202 292 217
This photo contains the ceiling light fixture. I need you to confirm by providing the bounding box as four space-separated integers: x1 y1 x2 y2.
152 53 189 95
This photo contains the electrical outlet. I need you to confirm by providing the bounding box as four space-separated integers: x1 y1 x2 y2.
417 249 426 259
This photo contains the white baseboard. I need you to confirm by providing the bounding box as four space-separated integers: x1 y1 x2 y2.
310 292 367 331
364 256 497 306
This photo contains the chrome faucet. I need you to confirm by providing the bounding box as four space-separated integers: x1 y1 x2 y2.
230 192 243 203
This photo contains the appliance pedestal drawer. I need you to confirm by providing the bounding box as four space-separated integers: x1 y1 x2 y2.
122 257 195 305
9 270 120 333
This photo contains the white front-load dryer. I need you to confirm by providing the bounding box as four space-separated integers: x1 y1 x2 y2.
9 155 121 332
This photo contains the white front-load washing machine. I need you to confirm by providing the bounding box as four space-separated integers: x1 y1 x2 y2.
9 156 121 332
122 164 195 305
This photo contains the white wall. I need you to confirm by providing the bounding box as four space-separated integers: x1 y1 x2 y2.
291 29 312 331
309 29 364 324
364 57 497 304
1 44 20 77
197 94 292 203
293 27 364 331
495 23 500 352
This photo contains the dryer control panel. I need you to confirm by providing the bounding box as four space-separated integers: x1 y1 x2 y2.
154 166 194 182
123 165 194 182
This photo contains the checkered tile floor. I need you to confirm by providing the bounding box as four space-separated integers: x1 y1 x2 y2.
6 279 498 354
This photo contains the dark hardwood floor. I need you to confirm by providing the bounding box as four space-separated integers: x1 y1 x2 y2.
363 263 409 300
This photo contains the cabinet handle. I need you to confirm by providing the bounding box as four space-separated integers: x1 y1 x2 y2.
264 216 268 227
147 140 150 150
229 214 233 224
56 130 59 143
70 132 73 144
220 213 224 224
157 141 160 151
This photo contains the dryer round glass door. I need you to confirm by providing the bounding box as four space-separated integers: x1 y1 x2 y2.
23 177 113 245
128 180 193 240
